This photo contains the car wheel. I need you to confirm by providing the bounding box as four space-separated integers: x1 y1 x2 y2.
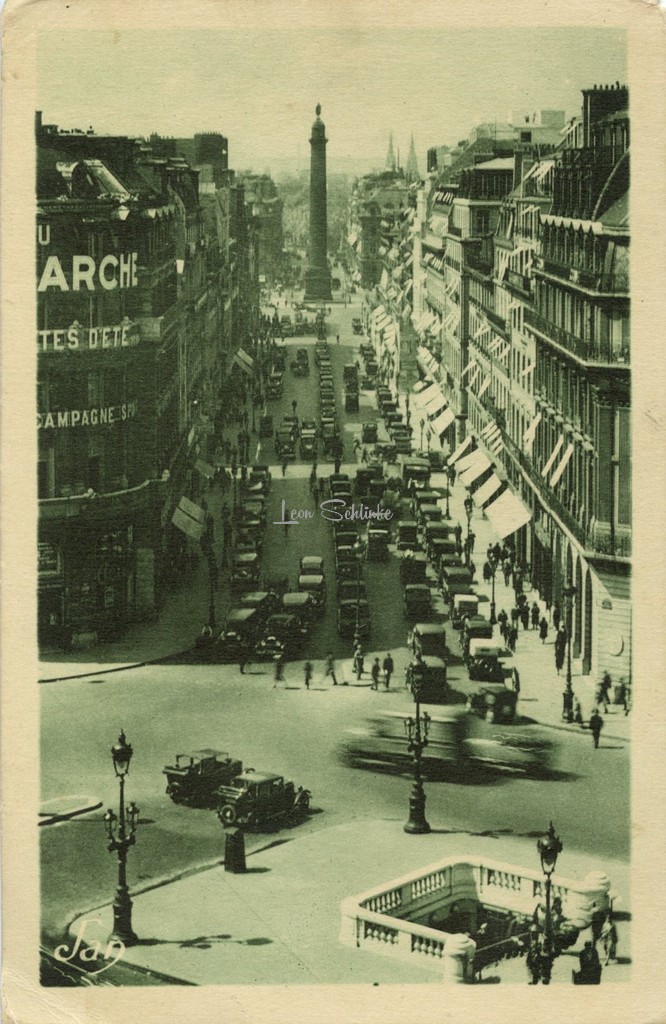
219 804 237 825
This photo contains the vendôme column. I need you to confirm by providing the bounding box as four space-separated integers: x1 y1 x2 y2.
304 103 332 301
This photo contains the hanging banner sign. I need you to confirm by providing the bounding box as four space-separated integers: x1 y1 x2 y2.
37 320 139 353
37 402 138 429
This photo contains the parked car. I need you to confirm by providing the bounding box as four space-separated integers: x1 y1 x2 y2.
230 552 261 590
361 422 379 444
399 552 428 584
397 520 420 551
300 555 324 577
337 578 367 603
297 574 326 610
406 656 449 705
451 594 480 629
338 598 371 638
300 430 318 459
351 317 363 334
239 591 280 621
281 591 315 625
217 770 311 829
163 749 243 806
218 607 263 661
466 685 517 723
366 526 390 561
404 583 432 620
249 465 272 491
275 428 296 460
410 622 447 659
254 614 305 659
466 639 513 683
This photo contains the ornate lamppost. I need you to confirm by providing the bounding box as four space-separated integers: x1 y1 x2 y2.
104 731 140 946
536 822 563 984
403 668 432 834
419 417 425 451
562 580 577 723
463 495 474 567
484 552 498 626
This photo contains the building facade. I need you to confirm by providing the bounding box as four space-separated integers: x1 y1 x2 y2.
36 114 258 648
413 85 631 682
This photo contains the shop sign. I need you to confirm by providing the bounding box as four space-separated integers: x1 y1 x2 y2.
37 402 138 429
37 320 139 354
38 542 62 576
37 253 139 292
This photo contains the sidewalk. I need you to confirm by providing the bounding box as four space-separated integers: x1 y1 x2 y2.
68 819 630 986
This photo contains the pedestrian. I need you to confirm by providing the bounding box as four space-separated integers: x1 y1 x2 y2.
312 481 319 506
273 653 285 686
448 464 456 487
508 625 518 653
291 399 297 416
589 708 603 748
531 601 540 629
511 666 521 695
492 542 502 563
600 671 612 713
309 462 318 488
467 530 476 555
281 460 288 478
497 608 508 630
336 333 340 345
552 602 561 631
539 616 549 644
576 940 602 984
617 677 629 715
304 660 313 689
555 638 566 675
323 653 338 685
573 697 583 725
239 652 246 675
334 455 342 474
371 657 381 690
503 562 512 588
600 913 618 965
383 652 394 690
353 645 364 679
520 604 530 631
511 606 520 626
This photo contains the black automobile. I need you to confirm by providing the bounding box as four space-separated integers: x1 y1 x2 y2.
163 749 243 806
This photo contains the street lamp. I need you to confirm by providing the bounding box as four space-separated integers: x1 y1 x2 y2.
419 418 425 450
444 481 451 520
104 731 140 946
403 668 431 834
562 580 577 723
484 554 498 626
536 822 564 985
353 540 364 647
463 495 474 567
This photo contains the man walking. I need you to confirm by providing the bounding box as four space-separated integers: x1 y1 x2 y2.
589 708 604 749
531 601 540 630
383 652 394 690
304 660 313 690
508 624 518 653
323 653 338 685
520 604 530 631
353 645 364 680
273 653 285 687
281 460 288 478
371 657 381 691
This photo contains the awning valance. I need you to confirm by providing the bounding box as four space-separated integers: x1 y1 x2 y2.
550 442 575 486
473 474 503 508
432 408 455 438
460 450 492 488
424 393 446 418
373 304 386 319
456 447 483 474
417 382 442 406
448 436 473 465
484 488 532 540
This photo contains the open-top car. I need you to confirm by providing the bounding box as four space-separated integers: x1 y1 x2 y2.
217 770 311 829
163 749 243 806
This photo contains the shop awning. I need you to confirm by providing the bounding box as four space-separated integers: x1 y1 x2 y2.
484 488 532 540
473 474 503 508
432 407 456 438
233 348 254 374
456 447 483 474
550 442 575 486
172 496 205 541
179 496 206 523
424 393 446 418
417 382 442 407
376 313 392 331
413 379 431 394
460 450 492 488
373 304 386 320
541 435 565 478
448 436 474 465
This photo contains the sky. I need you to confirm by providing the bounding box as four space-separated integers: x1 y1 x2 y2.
37 27 626 177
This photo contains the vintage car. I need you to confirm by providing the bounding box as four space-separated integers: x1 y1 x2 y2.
295 347 309 366
466 639 514 683
254 614 305 659
351 317 363 334
410 622 447 660
275 428 296 460
416 503 443 526
338 598 371 638
466 685 517 723
300 555 325 577
218 607 263 661
230 552 261 590
163 749 243 806
258 414 274 439
239 591 280 621
217 770 311 829
241 497 267 525
298 574 326 610
440 565 475 602
402 462 431 490
345 391 360 413
397 520 420 551
461 615 494 657
399 552 428 584
404 583 433 621
339 711 467 775
300 429 318 459
337 578 367 603
249 465 272 491
405 655 449 705
451 593 480 629
267 371 283 399
281 591 315 625
366 526 390 561
335 546 360 579
413 490 444 515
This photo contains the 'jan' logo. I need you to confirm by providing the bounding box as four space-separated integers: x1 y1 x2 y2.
53 917 126 975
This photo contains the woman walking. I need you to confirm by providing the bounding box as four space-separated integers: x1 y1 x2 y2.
539 616 549 645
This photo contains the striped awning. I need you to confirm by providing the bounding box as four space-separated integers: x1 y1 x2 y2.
418 382 442 406
432 408 455 438
485 488 532 540
233 348 254 374
424 393 446 418
448 436 474 465
473 474 503 508
459 450 492 488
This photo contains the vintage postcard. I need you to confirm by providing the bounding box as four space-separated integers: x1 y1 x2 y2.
2 0 665 1021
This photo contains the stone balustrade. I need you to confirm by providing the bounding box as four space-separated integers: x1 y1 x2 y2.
340 854 612 981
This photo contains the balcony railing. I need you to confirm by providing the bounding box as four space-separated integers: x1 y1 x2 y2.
340 854 613 978
505 269 532 297
497 427 631 558
535 255 629 295
39 478 162 521
524 308 630 367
